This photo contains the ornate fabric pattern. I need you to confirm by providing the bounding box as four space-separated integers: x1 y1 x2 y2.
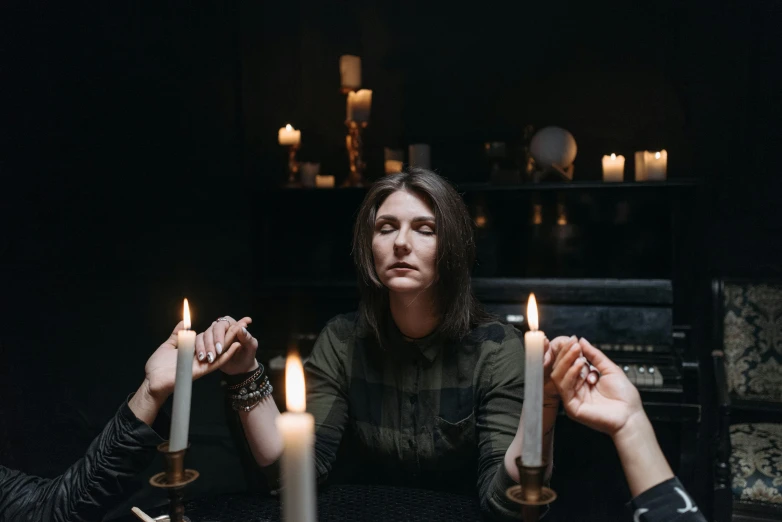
730 423 782 504
723 283 782 400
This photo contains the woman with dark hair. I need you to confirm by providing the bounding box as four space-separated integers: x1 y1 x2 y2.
202 169 595 520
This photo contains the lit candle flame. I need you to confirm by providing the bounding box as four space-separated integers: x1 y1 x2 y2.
527 294 539 331
610 153 616 160
655 151 661 159
285 124 293 131
183 298 191 330
285 354 306 413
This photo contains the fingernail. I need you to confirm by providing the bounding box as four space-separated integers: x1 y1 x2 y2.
588 374 597 384
242 327 248 336
216 342 223 355
207 353 215 363
579 366 588 379
198 352 205 361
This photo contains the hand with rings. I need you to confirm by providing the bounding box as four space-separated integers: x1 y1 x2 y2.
196 315 259 375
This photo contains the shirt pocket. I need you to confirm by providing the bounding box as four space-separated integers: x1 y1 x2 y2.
433 412 477 462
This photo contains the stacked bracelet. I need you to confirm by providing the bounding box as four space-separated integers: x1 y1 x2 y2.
224 364 273 412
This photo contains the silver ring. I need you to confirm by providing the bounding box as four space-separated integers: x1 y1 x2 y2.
217 317 231 323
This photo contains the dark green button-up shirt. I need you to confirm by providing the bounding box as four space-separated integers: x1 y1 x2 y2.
300 312 525 520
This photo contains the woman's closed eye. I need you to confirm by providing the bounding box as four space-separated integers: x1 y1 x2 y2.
379 225 396 234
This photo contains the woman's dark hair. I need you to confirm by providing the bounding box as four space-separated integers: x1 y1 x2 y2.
353 168 491 344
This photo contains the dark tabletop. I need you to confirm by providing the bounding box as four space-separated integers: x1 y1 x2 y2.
178 484 484 522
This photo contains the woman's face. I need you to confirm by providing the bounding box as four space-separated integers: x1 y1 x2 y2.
372 189 437 294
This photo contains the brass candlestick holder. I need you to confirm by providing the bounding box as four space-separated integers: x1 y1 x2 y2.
344 120 367 187
286 144 301 187
506 457 557 521
149 442 199 522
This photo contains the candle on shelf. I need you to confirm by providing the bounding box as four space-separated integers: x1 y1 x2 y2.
276 354 316 522
278 124 301 147
602 153 625 182
346 89 372 123
169 299 196 452
315 175 335 188
384 148 404 174
408 144 431 169
300 162 320 188
522 293 544 467
384 160 404 174
635 150 667 181
339 55 362 92
645 150 667 181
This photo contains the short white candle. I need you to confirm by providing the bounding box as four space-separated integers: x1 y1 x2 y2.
645 150 667 181
278 124 301 147
408 144 431 169
602 153 625 182
384 160 404 174
169 299 196 452
346 89 372 123
522 294 544 467
276 355 317 522
315 175 335 188
339 55 361 91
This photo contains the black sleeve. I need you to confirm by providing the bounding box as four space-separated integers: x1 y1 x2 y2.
0 395 164 522
628 477 707 522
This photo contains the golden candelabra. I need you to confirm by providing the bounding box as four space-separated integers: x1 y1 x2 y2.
149 442 199 522
286 144 301 187
506 457 557 521
344 120 367 187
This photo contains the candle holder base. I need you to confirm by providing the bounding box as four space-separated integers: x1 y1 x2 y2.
149 442 199 522
506 457 557 521
344 120 367 187
285 144 301 187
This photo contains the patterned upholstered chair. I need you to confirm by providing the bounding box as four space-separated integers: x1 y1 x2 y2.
712 281 782 522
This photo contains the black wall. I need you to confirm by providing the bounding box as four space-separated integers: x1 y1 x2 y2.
1 0 780 510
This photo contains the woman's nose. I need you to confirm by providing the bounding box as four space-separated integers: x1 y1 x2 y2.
393 229 411 252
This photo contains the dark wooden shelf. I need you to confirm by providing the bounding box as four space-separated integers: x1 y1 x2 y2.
258 178 700 193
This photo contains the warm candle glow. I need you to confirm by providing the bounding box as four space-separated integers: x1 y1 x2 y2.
285 124 293 131
611 153 616 160
527 294 539 331
655 151 661 159
286 354 306 413
183 298 191 330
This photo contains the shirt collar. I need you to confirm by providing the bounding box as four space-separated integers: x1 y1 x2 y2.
386 316 442 363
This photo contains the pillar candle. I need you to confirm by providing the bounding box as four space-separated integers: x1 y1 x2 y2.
278 124 301 147
522 293 544 467
346 89 372 123
645 150 667 181
315 175 335 188
339 55 361 91
276 355 316 522
169 299 196 452
384 160 404 174
602 153 625 182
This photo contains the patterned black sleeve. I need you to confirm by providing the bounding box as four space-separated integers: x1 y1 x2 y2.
628 477 707 522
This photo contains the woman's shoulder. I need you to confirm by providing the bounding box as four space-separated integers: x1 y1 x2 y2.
466 320 523 346
322 311 364 342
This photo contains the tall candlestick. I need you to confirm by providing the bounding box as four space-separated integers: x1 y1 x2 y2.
170 299 196 452
602 153 625 182
522 294 544 467
276 354 316 522
339 55 362 92
346 89 372 123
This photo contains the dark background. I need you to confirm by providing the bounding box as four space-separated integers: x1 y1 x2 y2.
1 0 780 517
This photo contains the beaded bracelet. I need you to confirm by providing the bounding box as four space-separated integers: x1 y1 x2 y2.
229 377 273 412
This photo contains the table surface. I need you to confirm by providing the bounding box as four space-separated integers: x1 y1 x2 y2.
176 484 484 522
